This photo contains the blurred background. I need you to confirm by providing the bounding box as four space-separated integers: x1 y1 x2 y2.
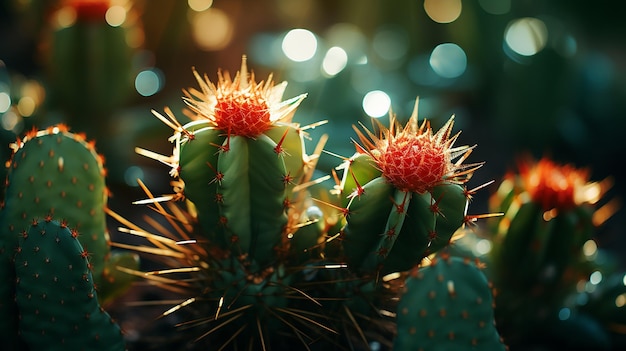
1 0 625 257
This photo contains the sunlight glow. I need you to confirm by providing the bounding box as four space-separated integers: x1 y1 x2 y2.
105 5 126 27
424 0 462 23
362 90 391 118
322 46 348 76
282 29 317 62
429 43 467 78
505 17 548 56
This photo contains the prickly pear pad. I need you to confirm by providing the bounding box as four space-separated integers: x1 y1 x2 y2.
394 256 505 351
15 219 125 350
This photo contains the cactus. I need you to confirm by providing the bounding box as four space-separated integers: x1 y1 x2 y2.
45 0 136 138
162 55 310 268
394 255 506 351
337 101 484 276
488 156 614 345
0 125 136 349
111 58 496 350
14 218 125 350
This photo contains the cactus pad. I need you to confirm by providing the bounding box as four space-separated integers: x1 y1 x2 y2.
394 256 506 351
14 219 125 350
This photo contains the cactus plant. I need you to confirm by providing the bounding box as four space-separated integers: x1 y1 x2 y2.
488 156 614 346
0 125 136 349
337 101 483 276
165 55 310 267
394 254 506 351
45 0 136 138
110 57 495 350
14 218 125 350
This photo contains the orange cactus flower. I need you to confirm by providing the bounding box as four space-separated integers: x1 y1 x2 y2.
353 99 481 194
182 55 306 138
519 158 606 211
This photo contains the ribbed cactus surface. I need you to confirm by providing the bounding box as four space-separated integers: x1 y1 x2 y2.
159 57 309 269
339 104 480 275
394 255 505 351
490 157 607 294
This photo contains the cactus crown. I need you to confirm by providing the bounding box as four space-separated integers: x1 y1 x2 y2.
517 157 600 211
183 55 306 138
352 99 479 194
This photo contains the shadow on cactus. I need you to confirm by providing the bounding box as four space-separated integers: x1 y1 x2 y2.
0 125 138 350
109 57 497 350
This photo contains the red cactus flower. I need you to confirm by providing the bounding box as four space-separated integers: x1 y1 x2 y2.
353 99 481 194
183 56 306 138
518 158 604 211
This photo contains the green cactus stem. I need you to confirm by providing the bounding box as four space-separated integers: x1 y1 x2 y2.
339 100 484 276
488 157 614 345
137 57 316 270
46 1 135 138
14 218 125 350
394 255 506 351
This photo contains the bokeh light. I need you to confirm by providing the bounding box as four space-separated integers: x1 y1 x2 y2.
583 239 598 258
558 307 571 321
54 6 77 29
0 92 10 113
616 294 626 308
17 97 35 117
1 110 20 131
424 0 462 24
505 17 548 57
282 29 317 62
188 0 213 12
475 239 492 255
124 166 145 187
479 0 511 15
362 90 391 118
589 271 603 285
429 43 467 78
191 8 233 51
135 68 164 97
322 46 348 77
105 5 126 27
